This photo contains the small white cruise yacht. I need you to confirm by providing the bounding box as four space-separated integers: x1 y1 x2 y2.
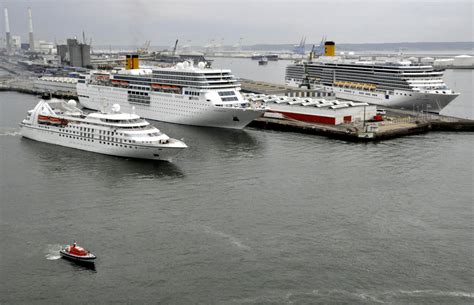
19 99 187 161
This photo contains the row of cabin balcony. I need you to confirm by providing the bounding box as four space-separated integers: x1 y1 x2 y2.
305 65 435 73
330 76 414 85
320 63 434 70
321 74 434 84
307 66 434 75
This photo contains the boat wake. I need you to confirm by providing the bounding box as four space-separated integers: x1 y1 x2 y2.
290 289 473 304
0 128 20 136
202 225 251 251
45 244 63 260
394 290 474 298
232 289 474 304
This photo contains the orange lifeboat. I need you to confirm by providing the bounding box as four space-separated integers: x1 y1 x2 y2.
49 117 61 125
59 241 96 263
38 115 50 123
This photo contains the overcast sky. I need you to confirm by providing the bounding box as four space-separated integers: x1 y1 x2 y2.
2 0 473 46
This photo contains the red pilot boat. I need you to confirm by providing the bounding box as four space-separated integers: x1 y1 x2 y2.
60 241 96 263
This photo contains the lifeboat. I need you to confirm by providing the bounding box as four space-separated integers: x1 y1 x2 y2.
95 75 109 81
151 83 163 89
59 241 96 263
49 117 62 125
37 115 50 124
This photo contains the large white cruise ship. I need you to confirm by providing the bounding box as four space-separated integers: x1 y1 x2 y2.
285 45 459 113
19 99 187 161
77 59 266 129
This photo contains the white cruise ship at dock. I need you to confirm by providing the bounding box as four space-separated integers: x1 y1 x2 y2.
19 99 187 161
77 57 265 129
285 41 459 113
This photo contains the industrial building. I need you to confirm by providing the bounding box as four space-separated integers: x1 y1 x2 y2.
2 7 54 54
57 38 91 67
10 35 21 49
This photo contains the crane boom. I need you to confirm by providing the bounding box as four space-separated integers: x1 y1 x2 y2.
172 39 179 56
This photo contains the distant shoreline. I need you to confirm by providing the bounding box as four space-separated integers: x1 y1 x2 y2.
93 41 474 53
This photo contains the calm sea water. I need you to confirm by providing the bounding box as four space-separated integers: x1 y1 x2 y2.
0 66 473 304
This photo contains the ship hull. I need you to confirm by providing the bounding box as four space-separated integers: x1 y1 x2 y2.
59 250 96 263
19 124 185 161
77 84 264 129
327 86 459 113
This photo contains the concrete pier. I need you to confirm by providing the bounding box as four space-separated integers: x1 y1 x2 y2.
249 116 474 142
0 76 78 100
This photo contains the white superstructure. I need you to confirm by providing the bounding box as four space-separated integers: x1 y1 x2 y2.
19 99 187 161
285 56 459 113
77 62 266 129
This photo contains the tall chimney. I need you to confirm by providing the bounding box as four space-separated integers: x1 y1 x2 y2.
4 8 11 53
28 7 35 51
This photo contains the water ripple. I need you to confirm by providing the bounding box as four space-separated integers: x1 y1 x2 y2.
201 225 251 251
0 127 20 136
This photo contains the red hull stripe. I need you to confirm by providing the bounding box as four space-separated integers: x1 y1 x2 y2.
267 110 336 125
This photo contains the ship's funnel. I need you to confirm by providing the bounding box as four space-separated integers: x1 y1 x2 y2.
28 7 35 51
324 41 335 57
125 54 139 69
4 8 11 52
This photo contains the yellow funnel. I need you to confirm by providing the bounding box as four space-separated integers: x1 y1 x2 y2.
125 54 139 69
325 41 335 56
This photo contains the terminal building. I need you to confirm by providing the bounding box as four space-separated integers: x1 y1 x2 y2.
245 93 377 125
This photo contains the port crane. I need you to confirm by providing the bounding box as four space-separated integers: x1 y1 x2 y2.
172 39 179 56
293 36 306 56
137 40 151 54
299 44 321 89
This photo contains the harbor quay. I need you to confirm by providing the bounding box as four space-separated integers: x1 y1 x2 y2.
239 80 474 141
249 114 474 142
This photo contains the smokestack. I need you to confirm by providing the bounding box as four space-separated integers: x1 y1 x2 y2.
4 8 11 53
28 7 35 51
